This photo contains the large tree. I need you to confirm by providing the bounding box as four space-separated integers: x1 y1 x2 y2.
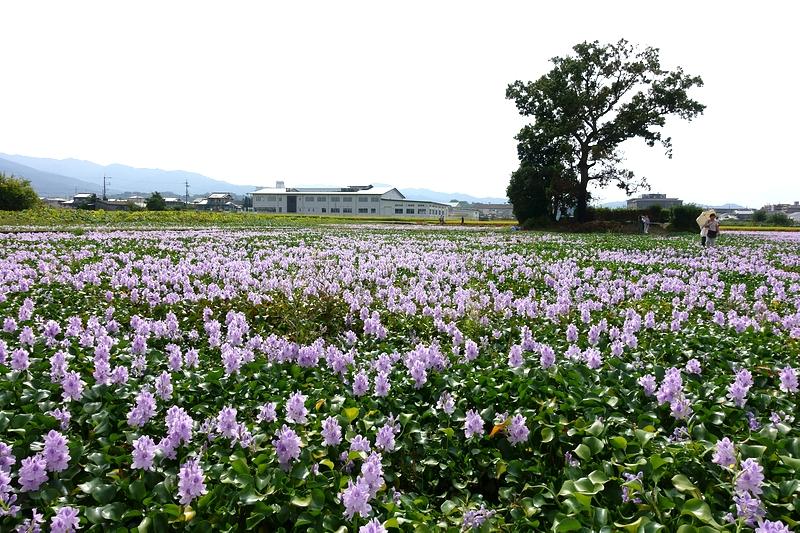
146 191 167 211
0 172 41 211
506 39 705 222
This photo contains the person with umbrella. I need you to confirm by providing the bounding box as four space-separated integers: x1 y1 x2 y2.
703 213 720 248
696 209 717 247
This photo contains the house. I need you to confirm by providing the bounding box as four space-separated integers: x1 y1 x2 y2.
196 192 238 212
251 183 450 219
39 197 69 208
95 199 132 211
761 201 800 214
626 193 683 209
472 203 515 220
164 197 187 209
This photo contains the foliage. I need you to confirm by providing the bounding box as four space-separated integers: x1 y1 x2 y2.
766 212 794 227
0 224 798 533
146 192 167 211
668 204 704 232
506 39 705 222
751 210 768 223
0 172 42 211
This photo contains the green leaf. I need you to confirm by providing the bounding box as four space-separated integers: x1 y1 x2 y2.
441 500 458 515
129 480 147 501
681 499 720 527
343 407 360 422
574 444 591 461
555 517 582 532
671 474 698 493
231 457 249 476
291 493 312 507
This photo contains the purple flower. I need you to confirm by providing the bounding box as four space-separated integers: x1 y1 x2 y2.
507 414 529 445
321 416 342 446
352 370 370 397
685 358 702 375
437 391 455 415
462 504 496 530
375 423 396 452
507 344 523 368
155 371 173 401
464 410 484 439
50 506 80 533
18 454 48 492
583 348 602 369
639 374 657 397
184 348 199 369
756 520 791 533
0 468 20 517
359 518 387 533
669 396 693 420
177 458 207 505
165 406 194 447
127 390 157 428
712 437 736 469
373 371 390 397
285 391 309 424
778 366 798 393
2 317 16 333
464 339 479 361
656 368 683 405
734 491 765 526
361 452 384 498
747 411 762 431
217 406 239 439
341 477 372 520
42 430 71 473
350 435 371 453
566 324 578 343
539 344 555 369
131 435 157 470
273 425 302 470
735 458 765 495
10 348 30 371
0 440 16 473
15 509 43 531
61 371 85 402
409 359 427 388
256 402 277 423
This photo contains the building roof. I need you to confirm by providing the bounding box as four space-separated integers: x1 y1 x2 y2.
252 185 401 197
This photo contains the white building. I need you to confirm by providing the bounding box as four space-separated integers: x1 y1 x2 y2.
251 183 449 219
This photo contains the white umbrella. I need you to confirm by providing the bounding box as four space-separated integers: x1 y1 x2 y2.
696 209 717 229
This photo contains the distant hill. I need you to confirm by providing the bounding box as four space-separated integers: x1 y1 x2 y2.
399 187 507 204
0 153 258 198
600 201 627 209
0 157 114 198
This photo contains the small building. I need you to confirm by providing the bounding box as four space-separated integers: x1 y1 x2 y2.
251 183 449 219
627 193 683 209
39 197 69 208
761 201 800 213
95 199 132 211
196 192 238 211
164 197 187 209
472 203 514 220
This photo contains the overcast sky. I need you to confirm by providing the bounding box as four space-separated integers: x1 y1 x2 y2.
1 1 797 207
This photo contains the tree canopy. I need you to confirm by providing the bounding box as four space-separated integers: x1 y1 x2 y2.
146 191 167 211
506 39 705 222
0 172 41 211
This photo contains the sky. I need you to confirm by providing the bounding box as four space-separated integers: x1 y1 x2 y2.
1 1 797 207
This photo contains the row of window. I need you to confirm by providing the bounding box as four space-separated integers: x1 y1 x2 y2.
254 196 381 203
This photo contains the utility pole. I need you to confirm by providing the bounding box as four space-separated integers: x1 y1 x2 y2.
103 175 111 200
184 180 190 208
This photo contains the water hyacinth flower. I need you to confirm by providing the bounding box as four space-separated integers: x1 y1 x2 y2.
733 491 765 526
373 371 390 397
60 371 85 402
50 506 80 533
727 369 753 407
131 435 157 471
464 410 484 439
42 431 71 473
539 344 555 369
350 435 371 453
712 437 736 469
756 520 791 533
217 406 239 439
735 458 765 496
639 374 657 397
321 416 342 446
273 425 302 470
507 414 529 445
18 454 48 492
462 504 496 530
437 391 455 415
127 390 157 428
177 458 208 505
341 476 372 520
778 365 798 393
352 370 370 397
285 391 309 424
375 422 397 452
359 518 387 533
361 451 384 498
0 441 16 473
507 344 523 368
15 509 43 530
11 348 30 371
685 358 702 375
256 402 277 423
0 468 20 517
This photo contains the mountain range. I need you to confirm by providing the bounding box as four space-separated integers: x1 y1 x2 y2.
0 153 508 204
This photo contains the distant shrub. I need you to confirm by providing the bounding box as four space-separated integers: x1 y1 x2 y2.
667 204 704 232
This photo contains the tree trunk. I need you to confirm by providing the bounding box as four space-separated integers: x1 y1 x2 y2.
576 157 590 223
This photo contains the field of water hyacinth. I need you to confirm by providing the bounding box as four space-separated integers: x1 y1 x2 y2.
1 223 799 533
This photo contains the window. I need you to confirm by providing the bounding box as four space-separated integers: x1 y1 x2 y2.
331 207 340 213
321 208 327 213
358 208 368 213
331 196 340 202
278 197 284 203
264 207 276 213
395 208 403 214
267 196 276 201
278 207 282 213
371 197 379 202
358 197 368 202
418 209 426 214
343 207 353 213
370 208 376 213
306 197 314 202
406 209 415 214
343 197 353 202
317 196 326 202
